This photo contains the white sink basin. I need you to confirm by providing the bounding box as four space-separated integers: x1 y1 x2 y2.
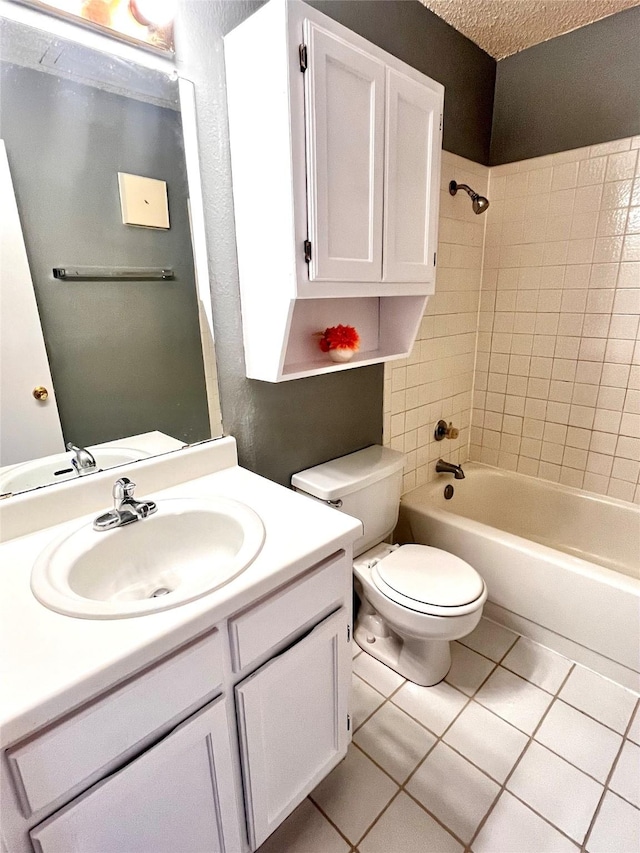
0 447 147 494
31 497 265 619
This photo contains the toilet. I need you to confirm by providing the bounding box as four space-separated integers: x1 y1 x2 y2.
292 445 487 686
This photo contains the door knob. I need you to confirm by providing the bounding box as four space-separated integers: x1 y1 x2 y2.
33 386 49 401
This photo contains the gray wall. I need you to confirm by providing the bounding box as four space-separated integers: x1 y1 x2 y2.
0 62 210 447
175 0 496 487
491 5 640 165
307 1 495 164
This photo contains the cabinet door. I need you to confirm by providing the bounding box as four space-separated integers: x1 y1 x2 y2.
383 68 442 283
30 697 242 853
304 21 385 283
236 608 350 849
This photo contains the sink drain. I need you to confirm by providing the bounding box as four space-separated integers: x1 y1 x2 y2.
150 587 171 598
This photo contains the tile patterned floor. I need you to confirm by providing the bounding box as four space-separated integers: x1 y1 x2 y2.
258 618 640 853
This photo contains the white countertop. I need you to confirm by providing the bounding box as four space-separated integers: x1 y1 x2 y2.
0 440 361 748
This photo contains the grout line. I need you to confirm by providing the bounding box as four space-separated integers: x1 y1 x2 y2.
349 633 637 853
466 661 578 849
351 785 404 849
305 797 356 851
556 693 639 737
358 646 504 848
308 792 366 850
349 739 468 850
349 652 495 850
581 695 640 852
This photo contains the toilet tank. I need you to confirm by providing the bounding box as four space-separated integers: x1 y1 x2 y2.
291 446 405 557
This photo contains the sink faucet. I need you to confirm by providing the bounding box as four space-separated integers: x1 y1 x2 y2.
435 459 465 480
67 442 97 476
93 477 158 531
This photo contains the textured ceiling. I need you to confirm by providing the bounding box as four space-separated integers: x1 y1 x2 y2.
421 0 640 59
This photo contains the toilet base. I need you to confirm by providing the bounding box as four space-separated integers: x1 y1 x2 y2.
354 620 451 687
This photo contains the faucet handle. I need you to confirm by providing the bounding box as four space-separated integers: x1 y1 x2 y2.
434 420 460 441
113 477 135 505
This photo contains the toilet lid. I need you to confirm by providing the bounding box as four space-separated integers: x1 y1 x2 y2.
375 544 484 607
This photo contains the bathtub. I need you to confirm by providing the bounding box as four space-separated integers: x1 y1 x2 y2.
397 463 640 691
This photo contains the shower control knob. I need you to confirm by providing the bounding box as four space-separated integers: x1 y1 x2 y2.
434 419 459 441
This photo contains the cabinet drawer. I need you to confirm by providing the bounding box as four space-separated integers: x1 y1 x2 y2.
7 629 223 818
229 550 347 671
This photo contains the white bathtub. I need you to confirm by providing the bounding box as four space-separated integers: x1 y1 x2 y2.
398 463 640 691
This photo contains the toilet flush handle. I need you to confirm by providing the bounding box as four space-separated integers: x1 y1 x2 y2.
326 499 343 509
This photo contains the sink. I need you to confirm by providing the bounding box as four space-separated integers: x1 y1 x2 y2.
31 497 265 618
0 447 148 494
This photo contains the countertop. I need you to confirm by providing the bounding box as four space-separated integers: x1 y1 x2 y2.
0 440 361 748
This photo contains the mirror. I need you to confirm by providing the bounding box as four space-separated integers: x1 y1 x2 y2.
0 14 223 496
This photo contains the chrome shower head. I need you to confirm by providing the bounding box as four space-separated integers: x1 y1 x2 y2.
449 180 490 215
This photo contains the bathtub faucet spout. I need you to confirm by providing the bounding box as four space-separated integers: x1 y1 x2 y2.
435 459 465 479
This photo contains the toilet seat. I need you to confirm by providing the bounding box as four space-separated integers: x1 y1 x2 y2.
371 544 486 617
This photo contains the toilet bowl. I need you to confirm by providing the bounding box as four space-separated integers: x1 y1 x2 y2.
353 543 487 686
291 445 487 687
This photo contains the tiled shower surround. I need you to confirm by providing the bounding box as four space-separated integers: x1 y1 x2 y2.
384 137 640 503
383 151 488 493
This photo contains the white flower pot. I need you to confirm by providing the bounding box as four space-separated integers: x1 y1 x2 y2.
329 348 356 363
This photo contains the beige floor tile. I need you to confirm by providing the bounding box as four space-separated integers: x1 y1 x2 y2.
475 667 554 734
350 674 385 730
459 618 518 662
535 700 622 782
507 742 603 843
310 745 398 844
353 650 405 697
609 740 640 808
257 798 349 853
444 700 529 783
560 666 637 734
627 705 640 745
359 792 463 853
354 701 436 783
446 642 496 696
392 679 468 736
502 636 573 694
586 791 640 853
472 791 578 853
406 742 500 844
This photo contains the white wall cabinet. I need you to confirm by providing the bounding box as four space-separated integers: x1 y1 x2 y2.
303 21 385 284
225 0 444 382
2 550 353 853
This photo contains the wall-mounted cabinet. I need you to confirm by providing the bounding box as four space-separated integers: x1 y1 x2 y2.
225 0 443 382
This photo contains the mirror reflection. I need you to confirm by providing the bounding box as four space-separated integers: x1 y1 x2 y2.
0 16 222 496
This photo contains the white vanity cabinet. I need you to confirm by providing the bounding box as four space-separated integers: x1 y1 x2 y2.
29 697 240 853
236 609 349 849
1 547 353 853
225 0 444 381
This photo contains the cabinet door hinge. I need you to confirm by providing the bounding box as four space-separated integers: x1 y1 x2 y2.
299 43 308 72
434 252 437 266
347 624 351 642
439 113 443 132
304 240 312 263
347 714 351 732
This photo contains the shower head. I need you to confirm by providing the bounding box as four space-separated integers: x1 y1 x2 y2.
449 180 490 215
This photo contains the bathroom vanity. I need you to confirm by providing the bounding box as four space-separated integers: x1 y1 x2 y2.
0 438 361 853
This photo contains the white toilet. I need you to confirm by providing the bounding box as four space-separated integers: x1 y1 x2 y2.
292 445 487 686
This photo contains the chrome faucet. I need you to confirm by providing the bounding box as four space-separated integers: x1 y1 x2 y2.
435 459 465 480
67 442 97 475
93 477 158 531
